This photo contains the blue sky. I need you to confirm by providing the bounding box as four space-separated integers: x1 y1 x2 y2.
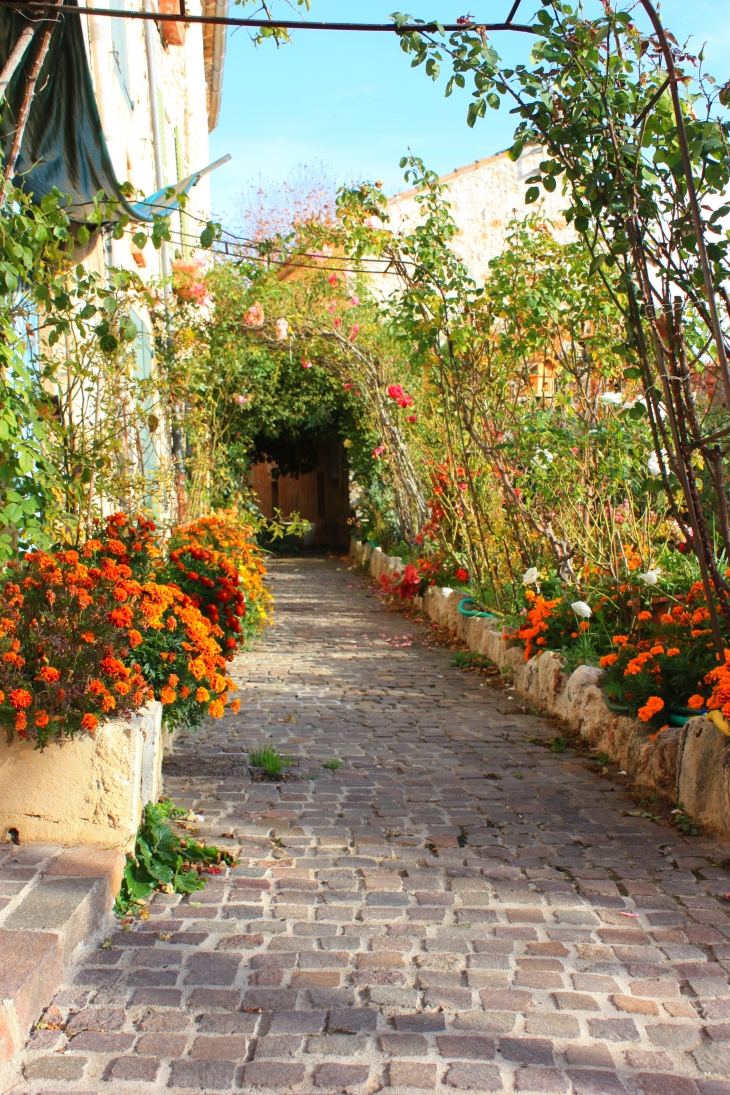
209 1 730 226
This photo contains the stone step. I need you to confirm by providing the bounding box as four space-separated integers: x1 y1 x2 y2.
0 847 124 1087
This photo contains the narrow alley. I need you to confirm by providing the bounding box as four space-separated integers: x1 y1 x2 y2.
14 557 730 1095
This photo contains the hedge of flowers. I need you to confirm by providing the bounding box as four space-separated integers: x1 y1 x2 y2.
0 511 270 747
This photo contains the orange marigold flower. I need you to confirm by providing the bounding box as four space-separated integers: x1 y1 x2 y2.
230 698 241 715
9 688 32 710
127 629 143 648
687 695 705 709
168 674 179 688
196 687 210 703
108 606 134 628
660 613 673 624
115 681 131 695
180 686 191 699
87 678 105 696
638 696 665 722
599 653 619 667
81 631 95 643
34 711 49 728
579 620 590 632
613 635 629 645
0 690 4 704
166 615 177 631
208 699 224 718
15 711 27 733
160 685 177 705
666 648 680 657
39 666 61 683
3 651 17 663
101 692 116 713
81 713 99 731
638 611 652 621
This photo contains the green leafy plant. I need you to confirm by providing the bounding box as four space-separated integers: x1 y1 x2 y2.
323 758 343 770
550 736 568 753
114 800 236 916
672 803 700 837
248 744 294 778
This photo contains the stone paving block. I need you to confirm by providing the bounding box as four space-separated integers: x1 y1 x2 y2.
387 1061 438 1088
444 1062 503 1090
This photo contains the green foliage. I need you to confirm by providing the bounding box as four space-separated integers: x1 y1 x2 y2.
550 735 568 753
323 757 343 770
114 800 236 916
248 744 293 777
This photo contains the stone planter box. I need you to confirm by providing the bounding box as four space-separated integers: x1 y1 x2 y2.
350 537 730 838
0 702 164 851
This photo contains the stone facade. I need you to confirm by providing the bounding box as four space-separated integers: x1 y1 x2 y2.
0 702 164 850
385 145 573 287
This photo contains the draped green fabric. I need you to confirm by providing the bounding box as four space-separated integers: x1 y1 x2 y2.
0 2 132 220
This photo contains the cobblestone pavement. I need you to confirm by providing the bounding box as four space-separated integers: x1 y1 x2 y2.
13 556 730 1095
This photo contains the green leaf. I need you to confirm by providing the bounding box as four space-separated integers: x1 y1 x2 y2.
623 367 642 380
525 187 540 204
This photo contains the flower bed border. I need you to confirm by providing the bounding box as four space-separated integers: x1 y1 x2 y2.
351 538 730 838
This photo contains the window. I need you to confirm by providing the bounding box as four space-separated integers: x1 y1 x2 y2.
110 0 133 111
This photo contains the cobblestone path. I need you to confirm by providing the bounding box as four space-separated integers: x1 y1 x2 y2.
14 556 730 1095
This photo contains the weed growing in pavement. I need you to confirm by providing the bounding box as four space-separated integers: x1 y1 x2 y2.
591 752 611 770
672 803 700 836
323 758 343 769
248 745 294 778
514 772 525 779
114 799 236 917
550 736 568 753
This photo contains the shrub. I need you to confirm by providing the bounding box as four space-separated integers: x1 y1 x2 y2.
136 582 239 728
600 582 718 727
87 512 163 581
170 512 272 643
162 543 245 657
0 548 152 746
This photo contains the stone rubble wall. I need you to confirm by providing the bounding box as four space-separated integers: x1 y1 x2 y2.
0 702 164 851
351 538 730 839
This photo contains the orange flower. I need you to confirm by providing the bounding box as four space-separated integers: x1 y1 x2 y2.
638 611 652 621
687 695 705 710
613 635 629 645
230 698 241 714
34 711 49 727
127 629 143 648
115 681 131 695
15 711 27 733
638 695 665 722
0 689 4 704
9 688 32 710
579 620 590 632
180 685 190 698
666 648 680 657
101 692 116 713
196 687 210 703
109 606 134 628
81 713 98 731
81 631 95 643
208 699 224 718
599 653 619 667
168 674 179 688
160 685 177 705
39 666 61 683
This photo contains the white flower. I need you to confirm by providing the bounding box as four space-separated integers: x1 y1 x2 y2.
275 318 289 341
571 601 592 619
640 569 660 586
647 450 667 477
600 391 623 405
522 567 539 585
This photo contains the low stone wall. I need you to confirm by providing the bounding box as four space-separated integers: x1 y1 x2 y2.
0 702 164 851
350 538 730 838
